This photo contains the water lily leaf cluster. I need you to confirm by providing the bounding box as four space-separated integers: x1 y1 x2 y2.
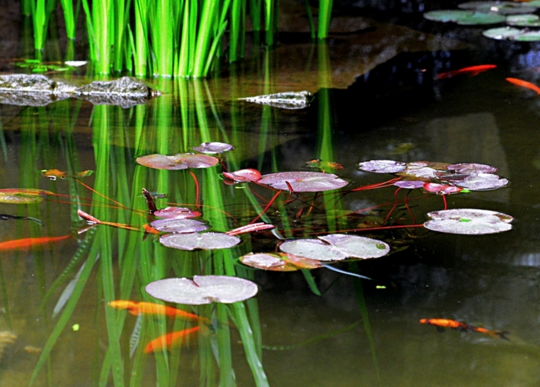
145 276 258 305
424 1 540 41
358 160 508 193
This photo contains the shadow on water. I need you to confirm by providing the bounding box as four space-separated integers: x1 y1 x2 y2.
0 1 540 386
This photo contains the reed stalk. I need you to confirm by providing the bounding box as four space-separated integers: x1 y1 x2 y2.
317 0 333 39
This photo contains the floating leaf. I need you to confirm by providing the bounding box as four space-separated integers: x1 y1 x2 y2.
222 168 262 183
192 142 234 154
136 153 219 170
394 180 424 189
279 234 390 261
423 9 505 24
424 208 513 235
423 182 463 195
357 160 407 174
447 163 497 174
240 252 322 271
0 188 53 204
150 218 209 233
318 234 390 259
145 276 258 305
506 13 540 26
482 26 523 40
238 91 312 110
449 173 508 191
459 1 537 14
258 172 349 192
154 207 201 219
226 222 275 236
159 232 241 250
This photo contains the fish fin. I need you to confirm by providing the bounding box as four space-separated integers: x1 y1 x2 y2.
496 331 510 341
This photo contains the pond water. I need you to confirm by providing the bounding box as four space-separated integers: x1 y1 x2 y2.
1 2 540 387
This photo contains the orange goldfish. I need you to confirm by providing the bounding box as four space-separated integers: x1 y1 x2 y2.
436 64 496 80
506 77 540 95
144 326 200 353
306 159 344 171
420 318 509 340
109 300 210 324
0 234 71 251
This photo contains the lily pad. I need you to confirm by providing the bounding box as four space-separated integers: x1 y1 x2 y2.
222 168 262 183
394 180 425 189
136 153 219 170
506 14 540 26
279 234 390 261
357 160 407 174
424 208 513 235
192 142 234 154
423 9 505 24
154 207 201 219
258 172 349 192
159 232 241 250
240 252 322 271
447 162 498 174
459 1 537 15
146 276 258 305
238 91 312 110
449 173 508 191
482 26 523 39
151 218 209 233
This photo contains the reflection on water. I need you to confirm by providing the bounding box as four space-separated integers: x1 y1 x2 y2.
0 4 540 387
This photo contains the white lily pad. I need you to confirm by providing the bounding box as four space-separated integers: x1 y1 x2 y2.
483 26 523 39
151 218 209 233
154 207 201 219
357 160 406 174
192 142 234 154
145 275 258 305
394 180 425 189
450 173 508 190
447 163 498 174
424 208 513 235
258 171 349 192
319 234 390 259
159 232 241 250
279 234 390 261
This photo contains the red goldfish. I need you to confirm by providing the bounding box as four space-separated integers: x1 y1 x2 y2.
0 234 71 251
109 300 210 324
420 318 509 340
144 326 200 353
436 64 497 80
506 77 540 95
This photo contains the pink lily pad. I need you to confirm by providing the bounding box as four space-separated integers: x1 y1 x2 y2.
192 142 234 154
136 153 219 170
447 163 498 174
154 207 201 219
394 180 424 189
151 218 209 233
357 160 407 174
145 275 258 305
223 168 262 183
258 172 349 192
159 232 241 250
424 208 513 235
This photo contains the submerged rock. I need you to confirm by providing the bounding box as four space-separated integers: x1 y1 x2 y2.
0 74 75 106
239 91 312 109
0 74 160 107
75 76 161 108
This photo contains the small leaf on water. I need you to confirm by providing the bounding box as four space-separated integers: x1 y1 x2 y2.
151 218 209 234
145 276 258 305
136 153 219 170
154 207 201 219
159 232 241 250
258 172 349 192
357 160 407 174
192 142 234 154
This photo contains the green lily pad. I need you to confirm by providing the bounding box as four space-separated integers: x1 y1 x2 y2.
423 9 505 24
506 14 540 26
482 26 523 39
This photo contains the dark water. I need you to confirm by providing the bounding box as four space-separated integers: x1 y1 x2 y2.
1 4 540 387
